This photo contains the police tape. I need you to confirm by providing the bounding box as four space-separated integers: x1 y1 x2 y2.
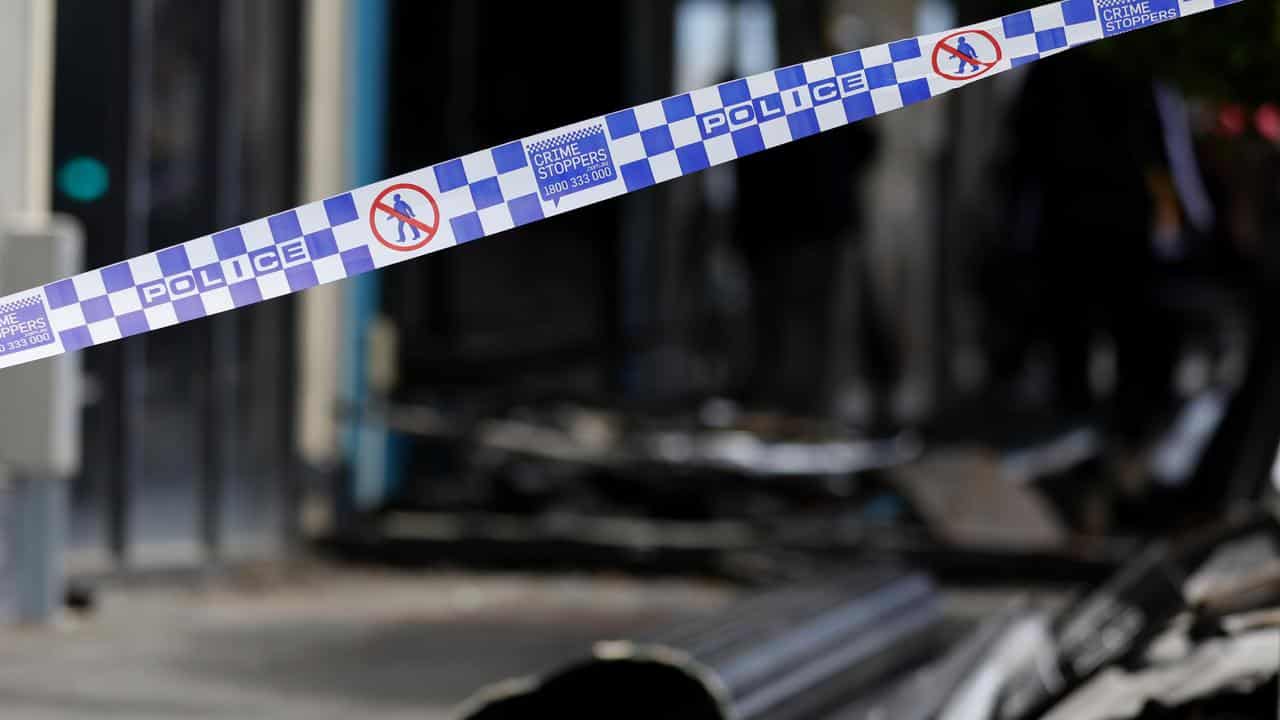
0 0 1239 371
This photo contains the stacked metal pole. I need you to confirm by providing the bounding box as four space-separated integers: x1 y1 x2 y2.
459 567 941 720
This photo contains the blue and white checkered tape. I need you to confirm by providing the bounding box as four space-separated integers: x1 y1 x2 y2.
0 0 1241 371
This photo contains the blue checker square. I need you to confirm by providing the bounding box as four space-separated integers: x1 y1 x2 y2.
434 159 469 192
323 193 359 226
731 126 766 157
775 65 807 91
843 93 877 123
641 126 674 156
470 177 504 210
286 264 319 292
59 326 92 352
173 296 206 323
832 50 864 74
492 141 527 173
889 38 922 61
305 228 339 259
229 280 262 307
450 212 485 244
117 311 149 338
268 211 302 243
865 64 897 90
1003 11 1035 37
508 194 544 226
340 246 375 276
1036 27 1067 52
606 109 640 139
676 143 710 174
45 279 77 309
899 79 932 106
212 228 247 260
1011 54 1040 68
156 246 190 276
621 160 656 192
1061 0 1096 24
81 296 113 323
718 79 751 106
662 94 695 123
787 109 820 140
102 263 134 292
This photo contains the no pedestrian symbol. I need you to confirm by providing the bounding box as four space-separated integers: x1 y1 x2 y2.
932 29 1002 82
370 183 440 252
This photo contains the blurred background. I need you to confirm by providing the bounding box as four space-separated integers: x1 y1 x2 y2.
2 0 1280 718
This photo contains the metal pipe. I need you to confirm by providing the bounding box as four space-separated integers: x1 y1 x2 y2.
113 0 154 572
831 602 1040 720
458 567 942 720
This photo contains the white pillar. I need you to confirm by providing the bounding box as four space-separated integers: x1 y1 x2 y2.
0 0 83 624
0 0 55 225
294 0 350 534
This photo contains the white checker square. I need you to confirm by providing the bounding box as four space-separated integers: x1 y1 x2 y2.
313 255 347 284
894 56 929 82
1064 22 1101 46
143 303 178 330
438 185 477 218
88 319 122 345
257 272 290 301
649 152 682 183
633 101 666 131
1031 4 1065 30
201 287 234 316
295 202 330 234
706 132 737 165
498 167 538 201
478 204 515 236
669 117 702 148
240 219 274 250
128 253 162 285
745 72 779 98
1004 35 1039 58
461 149 497 181
689 87 723 113
860 44 892 67
611 134 645 164
802 58 836 82
185 236 218 268
759 118 793 149
48 303 85 330
108 287 142 316
815 101 848 131
870 86 904 114
71 271 106 300
332 222 369 252
704 135 736 166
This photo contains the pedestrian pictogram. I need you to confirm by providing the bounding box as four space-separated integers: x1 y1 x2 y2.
369 183 440 252
932 30 1002 82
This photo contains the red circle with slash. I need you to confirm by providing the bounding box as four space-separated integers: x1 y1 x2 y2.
369 183 441 252
932 29 1003 82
